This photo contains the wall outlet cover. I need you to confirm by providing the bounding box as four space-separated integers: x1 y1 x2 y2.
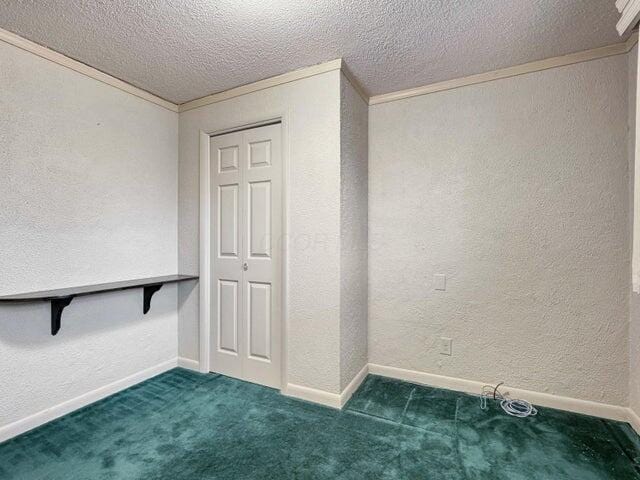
434 274 446 291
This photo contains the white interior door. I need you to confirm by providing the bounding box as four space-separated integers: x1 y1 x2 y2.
210 123 282 389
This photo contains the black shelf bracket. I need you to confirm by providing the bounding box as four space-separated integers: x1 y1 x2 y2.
51 296 74 336
0 274 198 336
143 284 163 314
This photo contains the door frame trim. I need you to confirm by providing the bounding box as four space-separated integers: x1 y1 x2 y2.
199 115 289 390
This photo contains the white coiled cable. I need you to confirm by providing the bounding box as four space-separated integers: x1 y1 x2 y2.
480 383 537 418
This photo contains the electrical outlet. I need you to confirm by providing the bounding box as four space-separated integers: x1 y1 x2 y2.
434 274 446 291
440 337 452 356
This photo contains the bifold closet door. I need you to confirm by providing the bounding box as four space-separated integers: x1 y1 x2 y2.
210 123 282 389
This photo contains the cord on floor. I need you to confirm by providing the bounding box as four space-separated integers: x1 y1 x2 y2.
480 383 537 418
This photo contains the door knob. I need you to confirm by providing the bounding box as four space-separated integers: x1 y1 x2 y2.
242 262 248 271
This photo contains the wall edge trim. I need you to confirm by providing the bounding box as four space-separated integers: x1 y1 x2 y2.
0 358 178 444
0 27 179 112
282 383 342 409
179 59 343 112
367 363 629 422
369 33 639 106
339 364 369 407
628 407 640 435
283 364 368 410
177 357 200 371
340 62 369 104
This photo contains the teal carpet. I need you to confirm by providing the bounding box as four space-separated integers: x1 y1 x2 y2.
1 369 639 479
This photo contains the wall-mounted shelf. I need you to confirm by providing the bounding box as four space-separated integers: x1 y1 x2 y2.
0 275 198 336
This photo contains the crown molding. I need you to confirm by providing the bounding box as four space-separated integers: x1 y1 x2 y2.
618 0 640 35
617 0 631 13
0 27 179 113
369 33 639 106
179 59 344 112
3 25 636 113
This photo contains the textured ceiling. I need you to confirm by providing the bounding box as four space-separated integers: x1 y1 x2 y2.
0 1 624 104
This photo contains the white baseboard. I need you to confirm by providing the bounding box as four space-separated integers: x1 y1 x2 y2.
0 358 178 444
177 357 200 371
628 407 640 435
368 363 629 423
282 364 369 410
4 358 635 445
282 383 342 409
339 364 369 407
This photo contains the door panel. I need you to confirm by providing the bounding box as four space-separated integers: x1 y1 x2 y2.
248 181 271 258
210 131 243 379
218 185 239 257
210 123 281 389
248 140 271 168
218 279 238 353
218 145 239 172
248 281 271 360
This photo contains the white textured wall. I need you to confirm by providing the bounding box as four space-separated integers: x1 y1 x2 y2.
178 71 343 393
630 43 640 417
369 54 631 405
0 41 179 428
339 74 368 389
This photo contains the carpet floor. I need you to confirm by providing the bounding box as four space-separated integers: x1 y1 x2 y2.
1 368 639 479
